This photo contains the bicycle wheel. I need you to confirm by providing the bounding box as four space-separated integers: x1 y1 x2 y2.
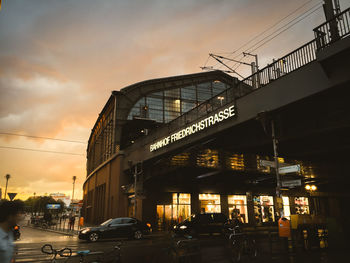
228 239 242 263
247 238 258 259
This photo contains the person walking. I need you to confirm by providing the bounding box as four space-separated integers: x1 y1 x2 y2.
0 200 24 263
69 214 75 231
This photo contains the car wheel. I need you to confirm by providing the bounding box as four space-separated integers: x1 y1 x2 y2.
88 232 99 242
134 230 143 240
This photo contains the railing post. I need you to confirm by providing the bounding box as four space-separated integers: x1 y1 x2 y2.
314 29 326 50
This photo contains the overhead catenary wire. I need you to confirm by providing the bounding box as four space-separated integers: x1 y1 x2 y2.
207 0 323 72
0 145 85 156
226 0 319 56
248 5 323 53
216 2 323 73
0 132 87 144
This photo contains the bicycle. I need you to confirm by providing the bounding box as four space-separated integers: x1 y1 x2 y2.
41 243 122 263
225 226 258 263
151 234 201 263
41 244 72 263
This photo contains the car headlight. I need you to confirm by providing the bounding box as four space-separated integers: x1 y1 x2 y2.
179 225 187 229
81 228 90 234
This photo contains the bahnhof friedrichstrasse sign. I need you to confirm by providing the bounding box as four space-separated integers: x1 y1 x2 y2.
150 105 235 152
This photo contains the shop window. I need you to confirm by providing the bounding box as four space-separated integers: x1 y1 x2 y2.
199 194 221 213
172 193 191 223
282 196 291 219
228 195 248 223
294 197 310 214
156 205 173 231
253 195 275 223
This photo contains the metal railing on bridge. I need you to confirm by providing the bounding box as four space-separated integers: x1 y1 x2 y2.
314 7 350 50
161 8 350 137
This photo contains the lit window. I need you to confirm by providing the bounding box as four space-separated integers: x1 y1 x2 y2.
172 193 191 223
227 154 244 170
199 194 221 213
253 195 275 223
197 149 219 168
282 196 291 219
294 197 310 214
228 195 248 223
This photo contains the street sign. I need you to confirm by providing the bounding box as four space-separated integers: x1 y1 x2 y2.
8 193 17 201
259 160 275 167
281 179 302 188
279 165 301 174
259 160 292 168
46 204 61 209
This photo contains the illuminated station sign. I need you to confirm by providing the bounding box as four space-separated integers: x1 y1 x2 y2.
150 105 235 152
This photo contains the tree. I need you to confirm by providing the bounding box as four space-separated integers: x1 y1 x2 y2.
24 196 66 214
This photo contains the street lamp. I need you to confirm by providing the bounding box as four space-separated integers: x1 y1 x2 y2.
217 96 225 106
305 184 317 214
305 184 317 191
72 176 77 208
4 174 11 200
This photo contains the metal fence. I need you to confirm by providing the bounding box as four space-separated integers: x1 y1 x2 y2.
151 8 350 140
314 7 350 50
241 39 318 89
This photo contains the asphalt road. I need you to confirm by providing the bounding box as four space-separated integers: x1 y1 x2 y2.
14 227 344 263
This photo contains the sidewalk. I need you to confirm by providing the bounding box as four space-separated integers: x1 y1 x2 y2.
25 217 82 236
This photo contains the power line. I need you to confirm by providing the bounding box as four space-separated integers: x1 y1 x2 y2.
249 5 323 53
229 0 319 56
246 3 323 53
0 145 85 156
212 0 322 71
218 2 323 72
0 132 86 144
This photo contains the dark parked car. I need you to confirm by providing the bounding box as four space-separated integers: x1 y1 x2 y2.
79 217 151 242
173 213 227 236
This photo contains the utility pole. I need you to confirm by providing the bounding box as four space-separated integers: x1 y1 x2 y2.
4 174 10 200
129 161 143 219
271 120 281 198
243 52 260 88
72 176 77 205
323 0 340 41
257 113 283 217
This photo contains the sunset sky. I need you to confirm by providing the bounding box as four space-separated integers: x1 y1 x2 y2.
0 0 349 201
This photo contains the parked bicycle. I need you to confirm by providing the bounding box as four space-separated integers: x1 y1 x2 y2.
41 244 72 263
41 243 121 263
151 235 201 263
224 226 258 263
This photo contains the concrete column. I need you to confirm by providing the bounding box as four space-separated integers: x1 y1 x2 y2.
220 194 229 218
191 192 200 215
246 191 255 226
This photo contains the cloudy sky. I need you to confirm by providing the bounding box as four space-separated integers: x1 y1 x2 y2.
0 0 349 200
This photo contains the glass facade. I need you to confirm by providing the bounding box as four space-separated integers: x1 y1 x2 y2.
282 196 291 219
199 194 221 213
127 81 228 123
172 193 191 223
253 195 275 223
155 193 316 230
228 195 248 223
295 197 310 214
